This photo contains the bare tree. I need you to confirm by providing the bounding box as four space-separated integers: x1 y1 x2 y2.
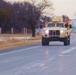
27 0 53 37
29 0 53 14
62 15 70 22
12 0 53 37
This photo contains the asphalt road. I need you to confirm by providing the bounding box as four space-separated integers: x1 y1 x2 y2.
0 34 76 75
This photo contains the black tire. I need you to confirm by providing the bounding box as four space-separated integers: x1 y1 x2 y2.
42 37 49 46
68 36 70 45
64 37 68 46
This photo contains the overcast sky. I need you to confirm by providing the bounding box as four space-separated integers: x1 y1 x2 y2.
6 0 76 19
52 0 76 19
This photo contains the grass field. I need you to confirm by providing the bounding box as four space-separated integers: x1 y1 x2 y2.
0 34 41 49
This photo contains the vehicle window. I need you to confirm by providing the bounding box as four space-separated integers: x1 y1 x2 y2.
48 23 55 27
57 23 64 27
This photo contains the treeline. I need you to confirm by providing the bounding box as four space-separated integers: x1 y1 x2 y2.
0 0 53 37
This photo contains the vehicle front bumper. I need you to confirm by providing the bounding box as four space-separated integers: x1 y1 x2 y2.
42 35 66 42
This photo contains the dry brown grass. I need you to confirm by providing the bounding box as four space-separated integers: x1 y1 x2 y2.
0 34 32 37
0 34 41 49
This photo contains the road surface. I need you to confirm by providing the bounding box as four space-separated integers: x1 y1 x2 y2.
0 34 76 75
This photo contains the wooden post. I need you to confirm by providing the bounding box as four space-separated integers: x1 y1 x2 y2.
23 27 25 34
0 27 2 34
26 28 27 42
11 27 14 34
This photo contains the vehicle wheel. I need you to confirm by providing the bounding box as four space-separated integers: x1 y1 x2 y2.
64 37 68 46
68 36 70 45
42 37 49 46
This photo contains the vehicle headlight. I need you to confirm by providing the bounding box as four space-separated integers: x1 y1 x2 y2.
60 30 64 33
45 30 49 34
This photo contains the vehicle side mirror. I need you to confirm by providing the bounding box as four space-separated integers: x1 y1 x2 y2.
40 25 42 29
70 24 72 28
65 24 68 28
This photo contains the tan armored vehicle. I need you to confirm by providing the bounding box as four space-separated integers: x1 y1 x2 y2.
42 16 72 46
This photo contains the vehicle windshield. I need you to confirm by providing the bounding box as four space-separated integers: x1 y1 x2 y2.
57 23 64 27
48 23 55 27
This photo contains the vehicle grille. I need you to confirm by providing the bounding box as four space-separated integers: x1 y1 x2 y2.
49 30 60 35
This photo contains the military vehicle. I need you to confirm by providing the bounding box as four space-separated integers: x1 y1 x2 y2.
41 16 72 46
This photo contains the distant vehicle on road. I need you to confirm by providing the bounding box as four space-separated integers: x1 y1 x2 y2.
41 16 72 46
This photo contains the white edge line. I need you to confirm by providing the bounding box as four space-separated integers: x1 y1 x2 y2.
0 46 40 56
62 47 76 54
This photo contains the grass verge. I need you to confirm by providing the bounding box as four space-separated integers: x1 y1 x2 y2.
0 34 41 49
